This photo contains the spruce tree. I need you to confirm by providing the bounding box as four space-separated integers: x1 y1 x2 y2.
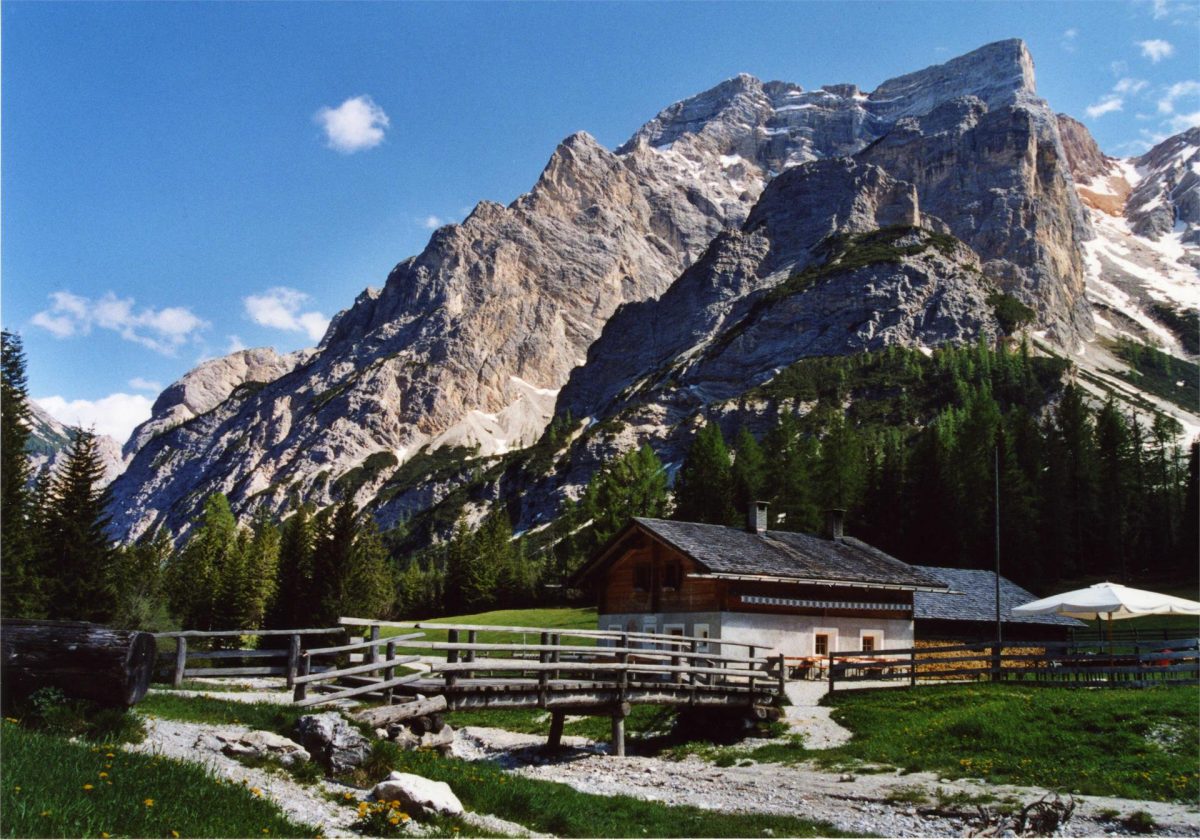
730 427 766 517
341 517 395 619
40 428 117 621
167 494 238 631
673 421 736 525
1 330 43 616
268 504 316 629
763 413 819 532
110 528 175 631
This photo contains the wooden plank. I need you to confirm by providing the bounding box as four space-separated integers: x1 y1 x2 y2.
295 672 424 707
355 695 448 727
186 649 289 660
293 655 421 685
390 640 768 665
184 666 288 677
364 619 762 650
304 633 425 656
156 628 344 638
428 659 769 681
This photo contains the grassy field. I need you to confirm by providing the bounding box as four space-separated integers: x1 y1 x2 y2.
0 721 316 839
740 683 1199 802
138 694 308 733
375 606 600 646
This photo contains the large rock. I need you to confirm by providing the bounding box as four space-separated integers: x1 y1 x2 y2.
372 771 464 817
293 712 370 775
195 730 312 768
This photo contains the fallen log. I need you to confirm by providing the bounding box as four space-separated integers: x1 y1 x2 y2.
355 694 448 728
1 619 157 707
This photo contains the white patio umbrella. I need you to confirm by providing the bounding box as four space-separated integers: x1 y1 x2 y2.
1012 581 1200 650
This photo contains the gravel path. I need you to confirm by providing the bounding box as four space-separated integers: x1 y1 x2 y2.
455 725 1200 838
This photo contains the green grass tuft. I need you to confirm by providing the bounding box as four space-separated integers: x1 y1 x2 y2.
0 721 316 839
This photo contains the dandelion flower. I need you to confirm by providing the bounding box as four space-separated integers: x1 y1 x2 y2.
172 831 180 838
39 811 51 817
250 787 262 797
99 772 108 779
144 798 155 807
105 752 115 758
4 717 18 724
343 792 354 800
13 786 20 793
82 784 95 791
263 830 270 835
389 816 400 825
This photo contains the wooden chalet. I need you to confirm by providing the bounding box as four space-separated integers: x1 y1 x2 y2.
913 565 1085 641
571 504 949 658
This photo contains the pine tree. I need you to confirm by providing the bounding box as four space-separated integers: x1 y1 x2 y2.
1 330 43 616
110 528 175 631
268 504 317 629
39 428 117 621
341 517 395 619
814 411 866 514
673 421 736 525
730 427 766 517
313 500 359 626
167 494 239 631
763 413 819 532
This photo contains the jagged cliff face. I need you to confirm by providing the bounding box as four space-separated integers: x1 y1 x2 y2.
26 402 125 488
109 39 1106 542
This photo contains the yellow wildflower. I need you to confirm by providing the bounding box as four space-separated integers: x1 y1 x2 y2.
105 752 115 758
4 717 18 724
83 784 95 791
172 832 180 838
389 816 400 825
39 811 51 817
343 791 354 800
263 830 270 835
12 786 20 793
99 772 108 779
144 799 155 807
101 833 110 838
398 813 410 821
250 787 262 797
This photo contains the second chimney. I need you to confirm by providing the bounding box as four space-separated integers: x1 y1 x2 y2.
824 508 846 542
748 501 769 535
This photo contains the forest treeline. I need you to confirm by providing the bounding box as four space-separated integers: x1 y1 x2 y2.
2 330 1196 633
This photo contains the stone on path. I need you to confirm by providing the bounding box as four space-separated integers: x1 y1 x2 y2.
373 771 464 817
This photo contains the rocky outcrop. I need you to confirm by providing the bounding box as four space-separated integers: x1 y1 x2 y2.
26 401 125 487
1057 114 1112 184
293 712 370 775
1126 128 1200 244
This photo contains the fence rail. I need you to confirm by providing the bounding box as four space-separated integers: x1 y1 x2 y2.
153 628 346 688
826 637 1200 691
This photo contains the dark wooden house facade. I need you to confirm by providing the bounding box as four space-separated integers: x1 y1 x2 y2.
572 507 949 657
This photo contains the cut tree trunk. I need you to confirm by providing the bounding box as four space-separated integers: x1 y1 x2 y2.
1 619 157 707
354 694 448 728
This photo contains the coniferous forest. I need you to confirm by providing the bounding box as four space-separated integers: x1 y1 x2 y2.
2 329 1196 632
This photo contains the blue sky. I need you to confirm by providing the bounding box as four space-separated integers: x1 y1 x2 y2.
3 0 1197 443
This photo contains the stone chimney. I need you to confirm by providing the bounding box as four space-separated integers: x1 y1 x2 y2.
823 509 846 541
747 501 769 535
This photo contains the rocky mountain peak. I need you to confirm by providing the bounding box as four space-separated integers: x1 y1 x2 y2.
1128 127 1200 243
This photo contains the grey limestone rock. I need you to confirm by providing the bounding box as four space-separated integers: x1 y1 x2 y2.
293 712 370 775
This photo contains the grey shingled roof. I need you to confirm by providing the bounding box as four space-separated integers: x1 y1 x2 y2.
632 518 948 590
913 566 1085 626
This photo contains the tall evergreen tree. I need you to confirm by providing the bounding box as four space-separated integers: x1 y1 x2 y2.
110 528 175 631
268 504 317 629
673 421 736 525
814 411 866 514
763 413 819 532
166 494 239 631
39 428 116 621
730 427 766 517
1 330 43 616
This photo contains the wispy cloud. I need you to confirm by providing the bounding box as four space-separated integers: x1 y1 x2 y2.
1086 95 1125 118
1167 110 1200 132
128 377 162 393
1114 78 1149 95
34 392 153 444
1158 80 1200 113
314 95 389 153
226 335 247 354
243 287 329 343
1060 28 1079 52
1137 39 1175 62
421 215 445 230
31 291 207 355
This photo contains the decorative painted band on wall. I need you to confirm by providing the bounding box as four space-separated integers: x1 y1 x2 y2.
739 595 912 612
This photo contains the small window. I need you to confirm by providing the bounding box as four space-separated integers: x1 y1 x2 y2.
634 562 651 591
694 623 710 653
662 560 682 590
814 634 829 656
862 636 876 653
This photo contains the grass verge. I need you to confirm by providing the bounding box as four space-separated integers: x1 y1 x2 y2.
743 684 1199 802
381 607 600 646
137 694 305 735
0 721 316 839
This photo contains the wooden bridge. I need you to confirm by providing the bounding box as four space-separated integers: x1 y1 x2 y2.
157 618 787 755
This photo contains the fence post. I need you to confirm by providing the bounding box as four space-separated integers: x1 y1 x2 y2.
775 653 786 696
611 710 626 757
827 652 835 693
991 641 1001 682
550 634 561 682
446 629 458 690
286 634 301 689
383 640 396 704
537 631 550 707
173 636 188 688
293 655 310 703
463 630 476 682
367 624 380 666
909 646 917 687
618 633 629 703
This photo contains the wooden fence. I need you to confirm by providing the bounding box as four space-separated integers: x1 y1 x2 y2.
154 628 343 688
826 637 1200 691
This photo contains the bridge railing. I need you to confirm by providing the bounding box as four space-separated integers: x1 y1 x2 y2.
153 627 345 688
338 617 786 703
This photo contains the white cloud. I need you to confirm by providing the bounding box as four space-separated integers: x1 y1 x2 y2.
34 393 153 444
128 377 162 393
421 215 444 230
31 291 207 355
1158 79 1200 113
1114 77 1149 94
1086 95 1125 118
1061 28 1079 52
1137 39 1175 62
314 95 389 153
1168 110 1200 131
1152 0 1171 18
227 334 246 354
243 287 329 342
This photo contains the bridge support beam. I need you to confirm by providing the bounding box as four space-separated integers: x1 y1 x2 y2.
546 710 565 751
611 711 626 757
